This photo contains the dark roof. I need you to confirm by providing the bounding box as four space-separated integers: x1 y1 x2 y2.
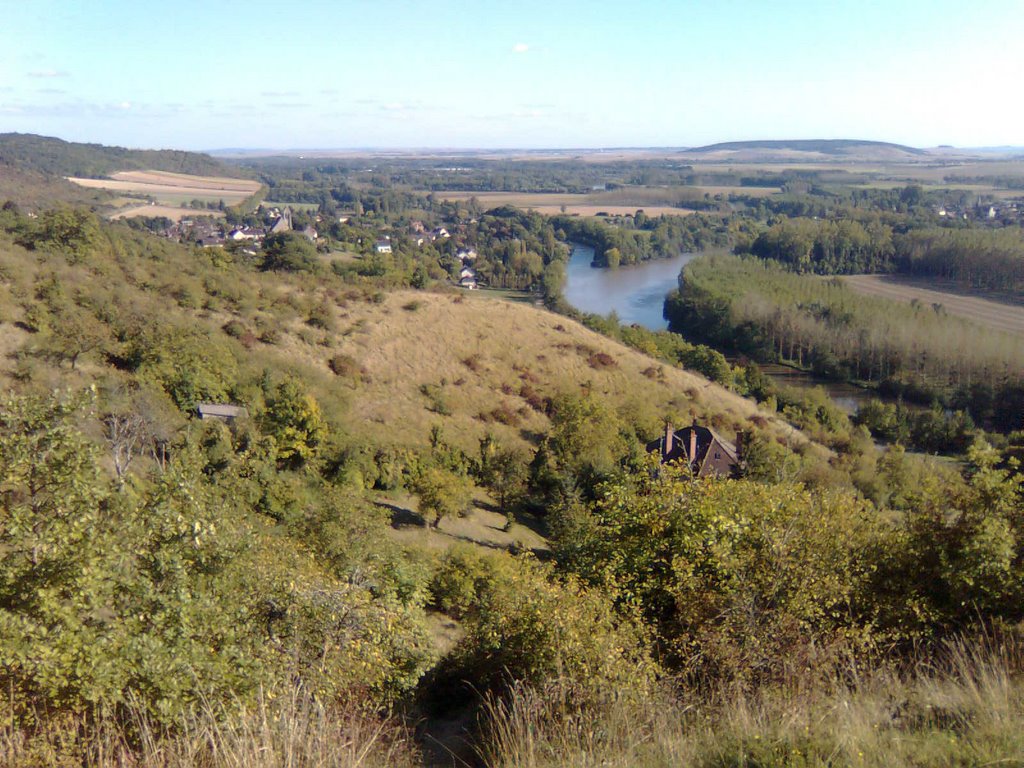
646 423 739 477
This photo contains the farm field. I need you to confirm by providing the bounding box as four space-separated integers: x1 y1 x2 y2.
840 274 1024 337
68 170 261 206
437 191 697 217
693 185 781 197
262 200 320 211
109 203 224 221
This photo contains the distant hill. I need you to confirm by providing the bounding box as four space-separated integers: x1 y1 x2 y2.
689 139 926 156
681 139 929 163
0 133 239 179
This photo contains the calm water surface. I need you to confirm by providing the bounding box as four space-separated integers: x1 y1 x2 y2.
563 243 694 329
562 243 873 413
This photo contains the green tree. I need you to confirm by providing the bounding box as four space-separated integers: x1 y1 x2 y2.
412 466 472 528
262 378 327 469
261 232 320 272
482 446 529 530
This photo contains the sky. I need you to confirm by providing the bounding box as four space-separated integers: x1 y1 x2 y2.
0 0 1021 151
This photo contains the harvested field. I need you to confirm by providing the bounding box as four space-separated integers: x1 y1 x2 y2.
438 191 696 217
536 204 696 216
692 185 781 197
110 204 224 221
68 170 261 205
841 274 1024 337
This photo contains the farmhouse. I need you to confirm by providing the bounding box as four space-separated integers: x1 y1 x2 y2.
646 422 740 478
374 239 393 254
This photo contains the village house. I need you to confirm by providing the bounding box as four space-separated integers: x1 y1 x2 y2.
374 239 392 254
228 226 262 241
268 207 293 235
646 422 741 478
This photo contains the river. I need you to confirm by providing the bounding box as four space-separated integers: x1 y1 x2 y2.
563 243 694 329
562 243 873 413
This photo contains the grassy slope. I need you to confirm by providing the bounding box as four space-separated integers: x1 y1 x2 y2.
0 223 820 466
334 289 813 454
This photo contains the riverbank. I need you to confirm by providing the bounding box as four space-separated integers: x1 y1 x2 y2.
562 243 877 413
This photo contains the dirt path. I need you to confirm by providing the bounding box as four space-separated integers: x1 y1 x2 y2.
840 274 1024 337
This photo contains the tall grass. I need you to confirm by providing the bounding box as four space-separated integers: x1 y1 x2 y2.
479 636 1024 768
4 638 1021 766
0 687 418 768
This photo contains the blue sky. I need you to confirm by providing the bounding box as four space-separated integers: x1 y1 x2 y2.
0 0 1020 150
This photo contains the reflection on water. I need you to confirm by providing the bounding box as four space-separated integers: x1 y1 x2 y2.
756 363 870 414
562 243 694 329
562 243 873 413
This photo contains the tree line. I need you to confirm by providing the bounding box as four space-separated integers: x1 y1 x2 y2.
666 254 1024 431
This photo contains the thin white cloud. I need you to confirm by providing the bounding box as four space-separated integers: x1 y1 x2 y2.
512 43 529 54
27 69 69 78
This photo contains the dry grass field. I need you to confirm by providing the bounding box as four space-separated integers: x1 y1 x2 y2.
438 191 697 217
273 289 817 457
68 170 261 206
109 204 224 221
841 274 1024 336
693 185 781 197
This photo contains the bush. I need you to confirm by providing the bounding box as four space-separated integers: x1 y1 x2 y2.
328 353 363 380
432 551 656 703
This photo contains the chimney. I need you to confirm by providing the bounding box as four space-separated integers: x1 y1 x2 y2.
663 422 673 461
735 431 745 463
688 426 698 467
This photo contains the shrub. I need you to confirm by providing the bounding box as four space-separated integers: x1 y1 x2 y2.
222 319 249 339
306 302 335 331
587 351 617 369
328 353 363 380
433 551 656 703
